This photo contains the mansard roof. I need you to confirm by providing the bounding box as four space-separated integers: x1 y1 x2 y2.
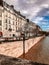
1 0 26 19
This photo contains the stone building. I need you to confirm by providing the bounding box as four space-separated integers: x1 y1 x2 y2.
0 0 27 38
0 0 42 38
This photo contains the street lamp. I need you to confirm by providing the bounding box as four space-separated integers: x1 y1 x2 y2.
21 32 25 58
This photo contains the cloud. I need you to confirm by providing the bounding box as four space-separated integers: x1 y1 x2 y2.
4 0 49 17
34 0 49 6
33 17 43 23
3 0 49 31
35 8 49 17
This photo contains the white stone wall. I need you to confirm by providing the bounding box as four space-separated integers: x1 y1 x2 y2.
0 5 27 37
0 36 44 58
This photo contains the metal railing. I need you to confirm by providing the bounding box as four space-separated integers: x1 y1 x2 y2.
0 32 43 42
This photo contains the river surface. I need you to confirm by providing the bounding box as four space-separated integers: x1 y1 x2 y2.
25 37 49 64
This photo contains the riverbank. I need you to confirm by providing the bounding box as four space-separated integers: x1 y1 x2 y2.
23 36 49 64
0 36 44 58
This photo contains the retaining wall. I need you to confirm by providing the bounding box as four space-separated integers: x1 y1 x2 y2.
0 36 44 58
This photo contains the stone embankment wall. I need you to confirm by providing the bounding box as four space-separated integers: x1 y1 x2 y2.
0 36 44 58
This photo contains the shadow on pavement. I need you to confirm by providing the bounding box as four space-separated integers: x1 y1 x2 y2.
0 54 48 65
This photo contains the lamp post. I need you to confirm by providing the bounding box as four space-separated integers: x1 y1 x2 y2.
21 32 25 58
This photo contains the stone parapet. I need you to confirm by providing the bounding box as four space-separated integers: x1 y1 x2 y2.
0 36 44 58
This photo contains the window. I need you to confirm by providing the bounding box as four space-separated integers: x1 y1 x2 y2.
0 12 2 17
16 17 17 21
5 19 7 23
5 11 8 17
5 19 8 30
13 21 14 25
16 27 17 31
9 20 11 24
0 27 2 31
0 20 2 26
13 34 15 37
9 25 11 29
8 25 12 31
16 22 17 25
5 24 8 30
13 26 14 31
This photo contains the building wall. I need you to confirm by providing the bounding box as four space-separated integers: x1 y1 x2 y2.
0 1 27 37
0 6 3 32
0 1 42 38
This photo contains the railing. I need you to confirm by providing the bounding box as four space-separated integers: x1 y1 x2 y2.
0 31 43 42
0 36 28 42
0 30 45 42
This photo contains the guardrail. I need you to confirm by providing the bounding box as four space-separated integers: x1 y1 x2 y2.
0 36 29 42
0 34 43 43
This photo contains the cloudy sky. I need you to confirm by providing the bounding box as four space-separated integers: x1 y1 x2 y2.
4 0 49 31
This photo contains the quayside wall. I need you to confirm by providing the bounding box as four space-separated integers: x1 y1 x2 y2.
0 36 44 58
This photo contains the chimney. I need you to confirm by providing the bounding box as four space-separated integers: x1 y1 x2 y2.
27 19 29 22
10 5 14 9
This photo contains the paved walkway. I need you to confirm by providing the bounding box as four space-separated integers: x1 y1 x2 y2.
0 37 43 58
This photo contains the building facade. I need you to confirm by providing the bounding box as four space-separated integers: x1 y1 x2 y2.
0 0 42 38
0 0 27 38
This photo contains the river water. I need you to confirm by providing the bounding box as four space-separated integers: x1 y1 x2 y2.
30 36 49 64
